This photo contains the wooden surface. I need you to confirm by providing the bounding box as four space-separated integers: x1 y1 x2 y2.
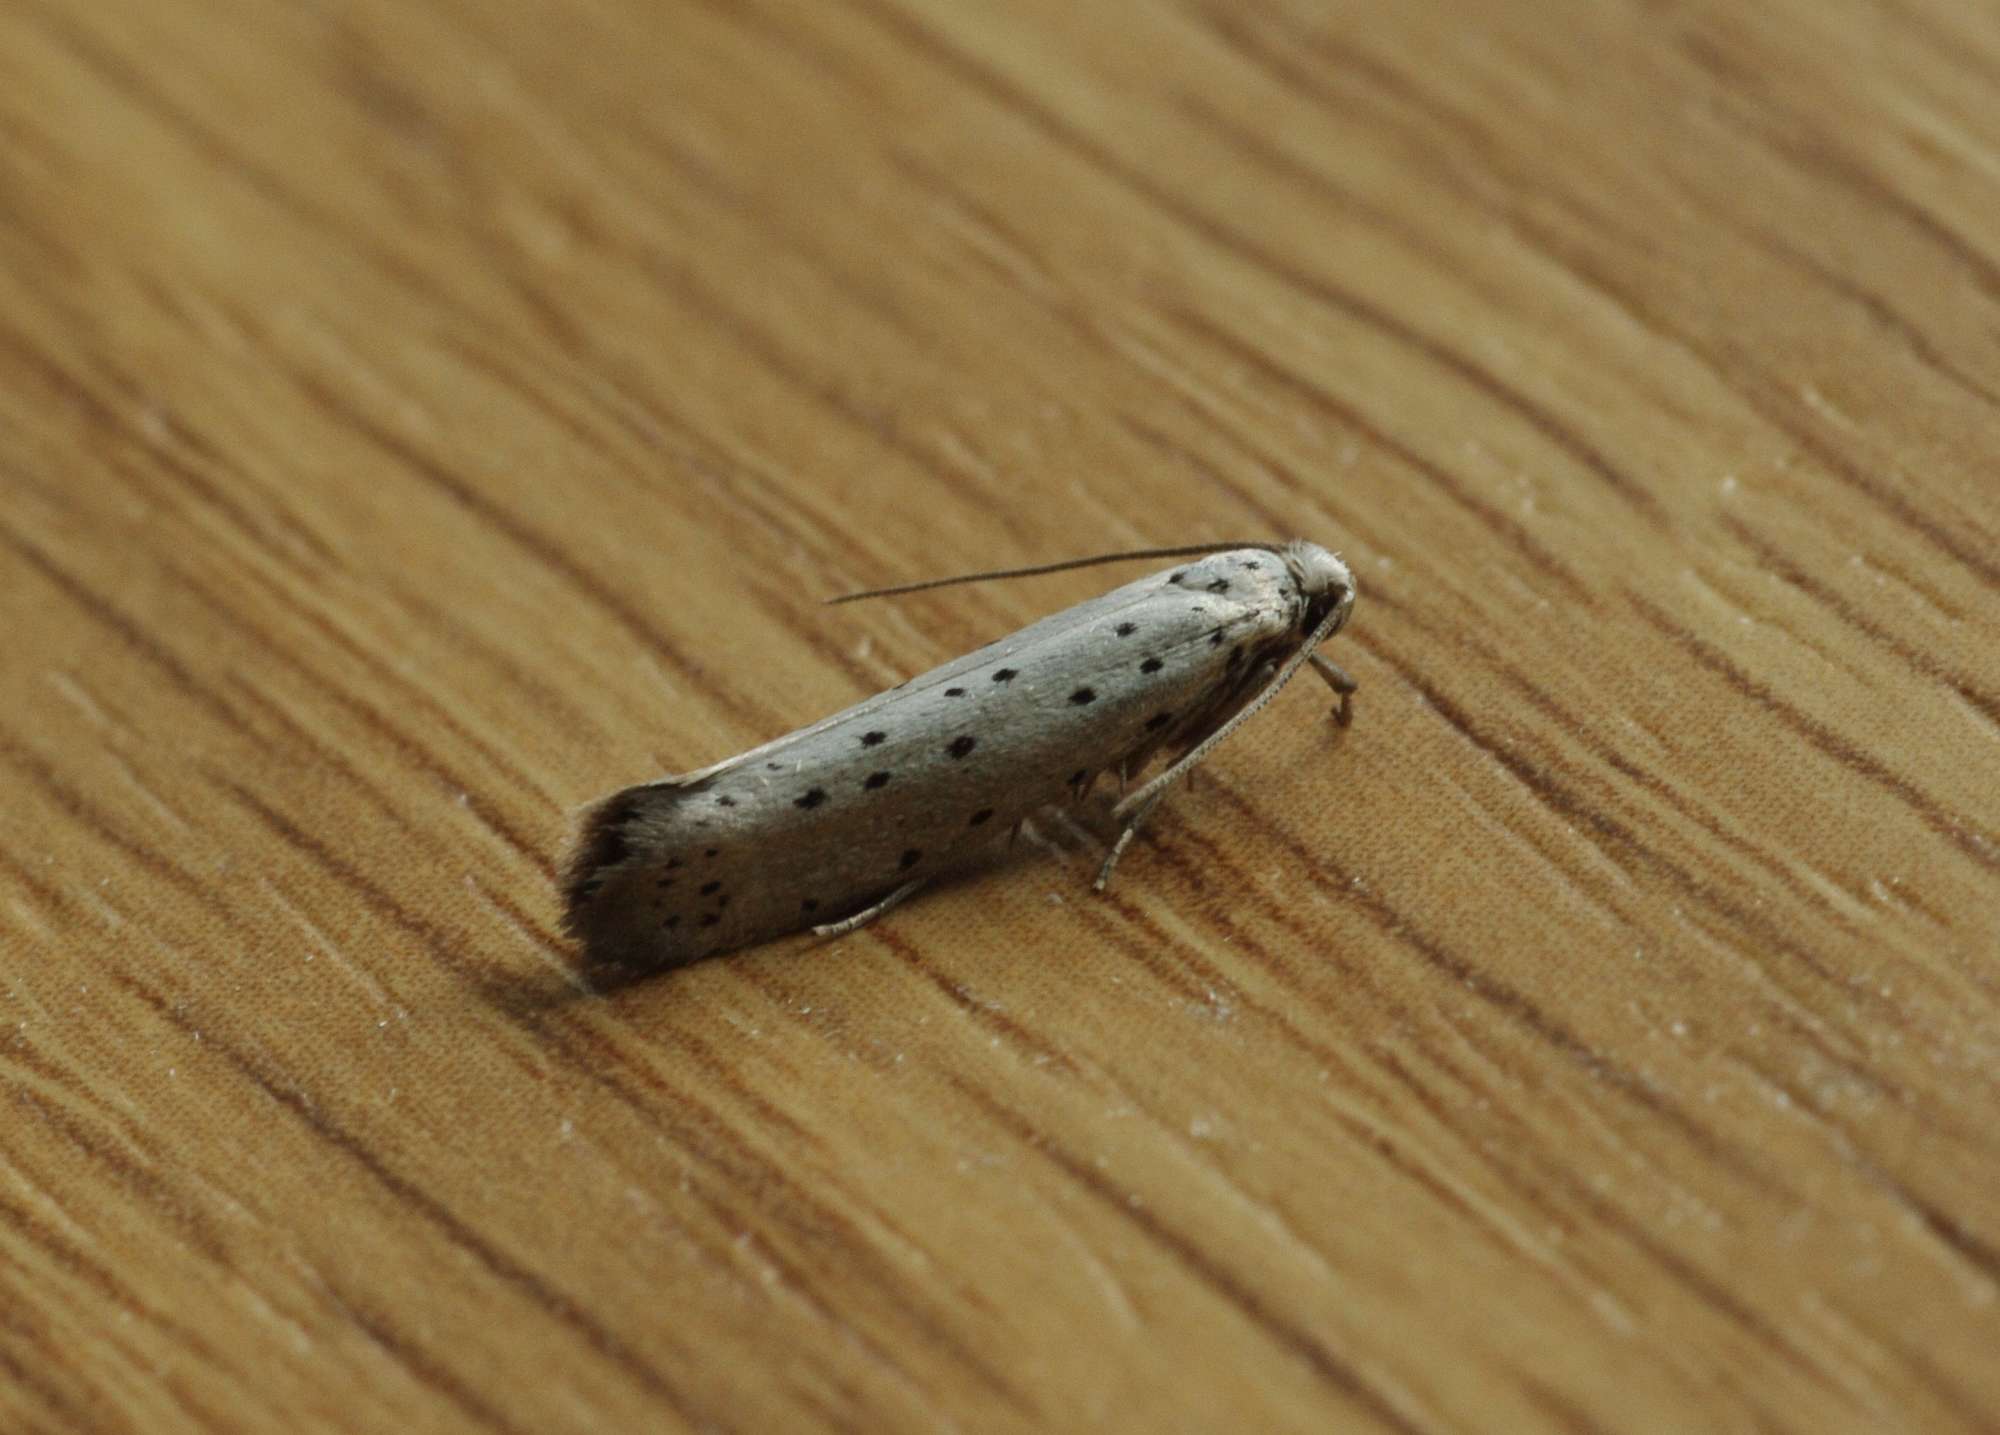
4 1 1997 1429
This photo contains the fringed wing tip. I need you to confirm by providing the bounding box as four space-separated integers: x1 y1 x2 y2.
560 782 723 976
558 787 646 951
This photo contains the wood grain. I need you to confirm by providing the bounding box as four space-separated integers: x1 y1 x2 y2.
3 0 1996 1429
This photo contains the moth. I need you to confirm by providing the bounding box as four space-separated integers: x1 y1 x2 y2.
562 541 1357 972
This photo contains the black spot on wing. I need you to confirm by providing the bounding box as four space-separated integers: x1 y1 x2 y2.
948 735 976 759
992 668 1018 683
900 848 922 869
795 788 827 809
864 771 892 789
1140 657 1164 674
1115 621 1137 636
1069 687 1096 704
969 808 994 826
862 730 887 746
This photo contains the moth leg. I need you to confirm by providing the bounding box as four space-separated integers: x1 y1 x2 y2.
813 878 926 938
1309 653 1358 727
1095 790 1167 892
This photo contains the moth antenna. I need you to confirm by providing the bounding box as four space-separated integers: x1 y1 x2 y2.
826 542 1279 605
1111 602 1349 820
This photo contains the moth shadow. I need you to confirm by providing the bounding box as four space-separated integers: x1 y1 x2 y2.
469 956 602 1014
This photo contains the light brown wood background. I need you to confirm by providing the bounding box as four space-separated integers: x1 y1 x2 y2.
3 0 1996 1430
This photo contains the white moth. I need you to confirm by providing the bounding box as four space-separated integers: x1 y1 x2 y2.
562 540 1357 971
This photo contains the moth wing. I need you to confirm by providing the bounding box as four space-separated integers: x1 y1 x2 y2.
640 575 1200 787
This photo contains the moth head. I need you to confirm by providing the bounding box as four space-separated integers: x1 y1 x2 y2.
1282 541 1356 640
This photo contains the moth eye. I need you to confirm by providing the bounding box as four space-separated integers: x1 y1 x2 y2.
801 898 820 913
899 848 922 869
